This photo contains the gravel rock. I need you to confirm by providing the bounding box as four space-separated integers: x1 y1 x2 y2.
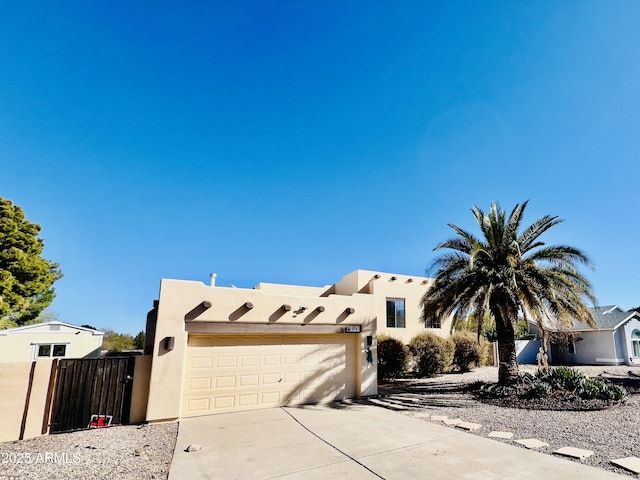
0 422 178 480
384 366 640 477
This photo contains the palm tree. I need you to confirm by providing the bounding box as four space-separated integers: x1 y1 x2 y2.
421 201 596 385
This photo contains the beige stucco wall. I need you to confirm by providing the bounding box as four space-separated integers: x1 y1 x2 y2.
146 279 378 422
340 270 453 344
0 324 103 363
129 355 152 423
255 282 332 296
0 360 54 443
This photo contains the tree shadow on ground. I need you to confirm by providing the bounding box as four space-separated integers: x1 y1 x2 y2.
369 378 481 410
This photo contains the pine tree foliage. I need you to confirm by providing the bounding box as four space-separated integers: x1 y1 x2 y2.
0 197 62 326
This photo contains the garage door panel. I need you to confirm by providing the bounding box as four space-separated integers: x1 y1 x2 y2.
190 357 213 369
263 355 281 366
214 396 234 409
215 376 236 388
182 334 357 416
188 377 211 390
216 356 236 368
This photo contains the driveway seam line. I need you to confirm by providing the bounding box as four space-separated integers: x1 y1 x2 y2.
281 408 386 480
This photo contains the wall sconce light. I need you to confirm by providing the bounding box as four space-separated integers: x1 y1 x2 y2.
244 302 254 309
164 336 175 350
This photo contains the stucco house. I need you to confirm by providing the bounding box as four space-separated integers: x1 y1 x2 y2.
144 269 450 422
0 321 104 363
523 306 640 366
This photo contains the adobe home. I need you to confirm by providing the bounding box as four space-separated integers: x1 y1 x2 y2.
144 270 452 421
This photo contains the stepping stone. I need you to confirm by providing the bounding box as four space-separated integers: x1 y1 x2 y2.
456 422 482 431
442 418 463 426
515 438 549 449
430 415 448 421
554 447 594 460
488 431 514 439
611 457 640 474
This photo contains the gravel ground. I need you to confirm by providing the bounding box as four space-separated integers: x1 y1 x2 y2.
382 365 640 478
2 366 638 479
0 422 178 480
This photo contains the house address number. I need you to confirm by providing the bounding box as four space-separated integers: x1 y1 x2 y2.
344 325 361 333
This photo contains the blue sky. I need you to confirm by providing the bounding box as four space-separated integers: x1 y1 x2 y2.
2 2 640 334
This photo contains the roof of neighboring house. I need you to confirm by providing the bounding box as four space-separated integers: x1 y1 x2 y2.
572 305 640 331
0 321 104 336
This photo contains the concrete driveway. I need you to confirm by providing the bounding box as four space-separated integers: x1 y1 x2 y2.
169 404 625 479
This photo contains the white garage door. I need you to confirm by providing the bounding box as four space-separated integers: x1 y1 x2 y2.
182 334 358 417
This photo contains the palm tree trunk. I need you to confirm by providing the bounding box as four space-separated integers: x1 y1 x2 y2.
494 310 519 385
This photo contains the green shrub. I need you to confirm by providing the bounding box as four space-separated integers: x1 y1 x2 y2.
377 335 409 380
451 331 481 372
537 366 585 392
525 367 628 402
580 378 627 402
530 381 552 398
408 332 454 377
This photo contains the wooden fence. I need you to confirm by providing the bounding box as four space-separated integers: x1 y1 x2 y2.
48 357 135 433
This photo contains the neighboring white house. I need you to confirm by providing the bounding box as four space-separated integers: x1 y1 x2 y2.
0 321 104 363
561 306 640 366
523 306 640 366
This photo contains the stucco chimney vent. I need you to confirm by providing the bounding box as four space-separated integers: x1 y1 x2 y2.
210 273 217 286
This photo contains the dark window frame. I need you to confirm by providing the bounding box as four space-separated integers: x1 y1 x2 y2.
386 298 406 328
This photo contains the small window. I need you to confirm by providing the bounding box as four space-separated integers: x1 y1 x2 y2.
386 298 405 328
36 344 66 359
426 317 441 329
568 335 576 354
633 340 640 358
52 344 66 357
38 344 52 357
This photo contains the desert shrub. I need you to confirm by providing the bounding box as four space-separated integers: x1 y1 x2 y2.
530 381 552 398
519 367 628 402
408 333 454 377
580 378 627 402
479 341 494 366
451 331 481 372
377 335 409 380
519 372 537 384
537 366 585 392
